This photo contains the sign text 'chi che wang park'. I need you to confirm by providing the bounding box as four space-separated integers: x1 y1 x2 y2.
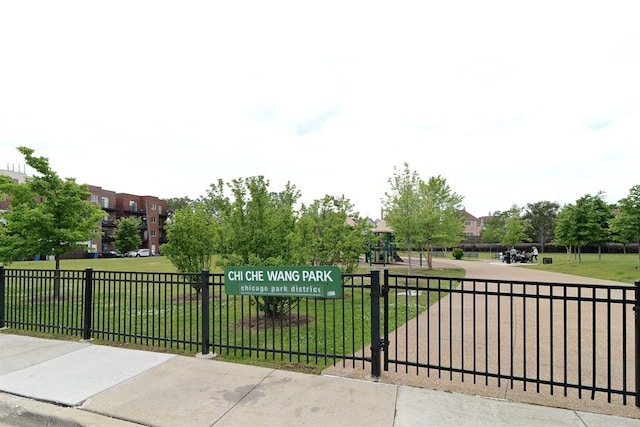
224 266 343 298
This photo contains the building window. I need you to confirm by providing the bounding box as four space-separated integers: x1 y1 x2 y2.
158 205 163 215
129 201 137 211
91 194 98 203
151 217 156 224
101 197 109 209
151 203 157 210
151 230 157 237
464 220 472 226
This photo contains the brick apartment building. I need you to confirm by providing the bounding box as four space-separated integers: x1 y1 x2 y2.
88 186 168 255
1 167 167 257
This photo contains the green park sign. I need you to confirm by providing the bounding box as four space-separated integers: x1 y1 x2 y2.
224 266 342 298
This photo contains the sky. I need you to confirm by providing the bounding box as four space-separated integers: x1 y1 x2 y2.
1 1 639 220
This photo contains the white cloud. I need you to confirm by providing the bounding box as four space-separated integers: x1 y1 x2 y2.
1 1 640 219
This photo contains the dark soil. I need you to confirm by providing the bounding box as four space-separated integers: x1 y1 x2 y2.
236 313 312 330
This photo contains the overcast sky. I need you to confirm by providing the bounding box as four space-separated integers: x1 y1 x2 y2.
1 1 639 220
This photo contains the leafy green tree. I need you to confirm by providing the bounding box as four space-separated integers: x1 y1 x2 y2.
554 203 579 260
570 192 612 261
383 163 427 273
553 193 612 262
609 185 640 268
481 210 507 251
579 192 613 260
383 164 464 271
166 196 194 215
205 176 301 316
418 175 464 269
161 203 218 292
523 201 560 252
201 179 233 255
292 195 368 273
0 147 105 298
500 205 531 247
113 216 142 254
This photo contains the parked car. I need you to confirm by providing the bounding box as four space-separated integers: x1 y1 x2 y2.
136 249 154 257
100 250 123 258
125 250 139 258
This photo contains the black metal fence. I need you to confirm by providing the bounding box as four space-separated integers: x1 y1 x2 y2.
377 270 639 406
0 267 374 369
1 266 638 406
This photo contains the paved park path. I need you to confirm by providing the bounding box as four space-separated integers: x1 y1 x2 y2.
323 257 640 419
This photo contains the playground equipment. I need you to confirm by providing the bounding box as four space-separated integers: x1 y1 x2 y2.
367 219 403 265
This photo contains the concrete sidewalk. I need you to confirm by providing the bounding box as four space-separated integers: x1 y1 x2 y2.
325 257 640 419
2 334 640 427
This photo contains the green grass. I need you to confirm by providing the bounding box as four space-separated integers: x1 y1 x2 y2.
5 255 181 272
523 252 640 284
391 250 640 285
2 256 466 373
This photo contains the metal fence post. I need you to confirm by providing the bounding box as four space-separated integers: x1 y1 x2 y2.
200 269 210 356
633 280 640 407
0 267 5 329
82 268 93 340
370 269 381 380
383 269 389 371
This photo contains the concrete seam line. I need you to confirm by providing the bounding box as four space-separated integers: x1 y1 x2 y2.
210 368 277 425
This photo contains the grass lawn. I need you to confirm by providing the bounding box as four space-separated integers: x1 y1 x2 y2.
2 255 466 373
398 250 640 284
5 255 181 272
495 251 640 284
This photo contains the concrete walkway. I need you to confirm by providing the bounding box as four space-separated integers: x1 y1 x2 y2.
324 257 640 419
2 333 640 427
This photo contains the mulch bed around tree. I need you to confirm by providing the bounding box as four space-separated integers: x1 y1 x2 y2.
235 313 312 330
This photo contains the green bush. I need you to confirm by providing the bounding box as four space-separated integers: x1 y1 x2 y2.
452 248 464 260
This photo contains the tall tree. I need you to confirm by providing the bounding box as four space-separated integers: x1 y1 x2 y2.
418 175 464 269
205 176 301 316
113 216 142 255
161 203 218 292
0 147 105 297
500 205 531 247
383 164 464 271
166 196 194 215
553 193 612 262
523 201 560 252
587 192 614 260
573 192 613 261
609 185 640 268
292 195 368 273
481 210 507 251
383 163 426 273
554 203 579 260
